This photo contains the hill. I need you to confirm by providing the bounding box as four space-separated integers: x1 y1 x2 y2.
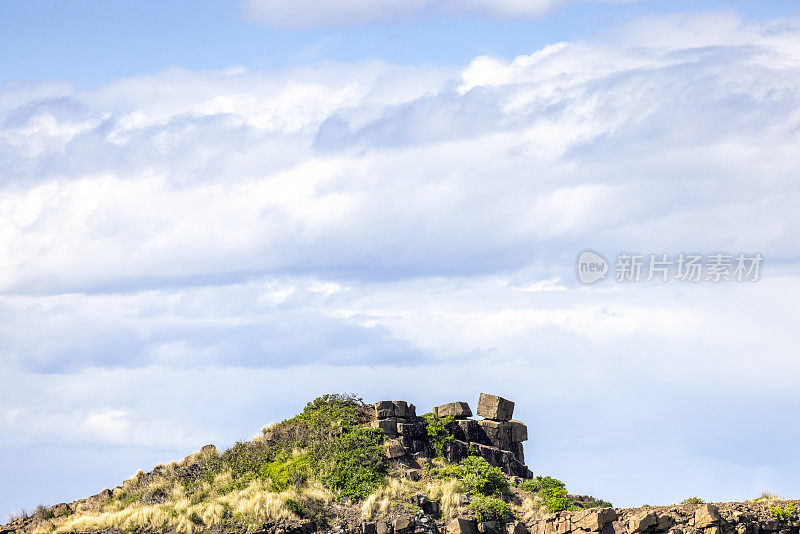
2 394 797 534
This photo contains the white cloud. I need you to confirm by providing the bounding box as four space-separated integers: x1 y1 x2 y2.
242 0 637 28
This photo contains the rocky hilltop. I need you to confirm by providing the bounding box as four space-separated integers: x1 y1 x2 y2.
3 394 797 534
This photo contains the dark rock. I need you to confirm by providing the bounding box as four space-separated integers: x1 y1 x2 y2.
477 394 515 421
376 418 398 437
508 421 528 442
394 401 409 418
375 401 396 419
434 402 473 419
409 494 438 516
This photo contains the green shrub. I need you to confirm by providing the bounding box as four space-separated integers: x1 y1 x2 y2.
198 393 371 496
432 456 508 497
314 426 388 500
520 476 578 512
214 440 274 486
546 496 576 513
460 456 508 496
681 497 704 505
420 413 455 457
470 496 513 523
293 393 365 434
769 503 796 520
520 476 566 495
260 454 311 491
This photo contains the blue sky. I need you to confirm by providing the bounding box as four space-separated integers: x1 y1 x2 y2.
2 0 800 521
2 1 798 85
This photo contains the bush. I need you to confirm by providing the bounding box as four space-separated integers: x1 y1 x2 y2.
314 426 388 500
201 393 375 498
260 454 311 491
681 497 705 505
520 476 577 512
470 496 513 523
294 393 366 434
769 503 796 520
215 440 274 486
432 456 508 497
546 496 576 513
420 413 456 457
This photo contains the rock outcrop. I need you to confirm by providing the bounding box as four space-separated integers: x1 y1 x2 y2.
374 393 531 478
529 502 800 534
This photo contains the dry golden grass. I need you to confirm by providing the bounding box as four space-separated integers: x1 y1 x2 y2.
361 472 466 521
518 495 545 524
31 476 335 534
426 478 464 520
362 477 412 519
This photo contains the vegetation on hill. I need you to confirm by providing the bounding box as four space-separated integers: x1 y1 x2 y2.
10 393 610 534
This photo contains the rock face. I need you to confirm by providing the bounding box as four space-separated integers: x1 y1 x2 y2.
373 393 531 478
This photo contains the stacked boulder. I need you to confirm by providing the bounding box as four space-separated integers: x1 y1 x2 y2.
437 393 530 478
373 400 429 459
373 394 531 478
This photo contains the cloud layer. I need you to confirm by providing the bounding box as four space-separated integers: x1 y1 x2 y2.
2 11 800 517
241 0 635 28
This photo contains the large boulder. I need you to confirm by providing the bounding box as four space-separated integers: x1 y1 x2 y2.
456 419 483 442
694 505 721 529
394 516 415 534
385 439 406 459
448 518 479 534
509 421 528 442
435 402 473 419
627 511 658 533
477 420 512 448
573 508 618 532
477 394 515 421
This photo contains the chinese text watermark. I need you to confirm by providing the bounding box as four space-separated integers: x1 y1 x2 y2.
576 250 762 284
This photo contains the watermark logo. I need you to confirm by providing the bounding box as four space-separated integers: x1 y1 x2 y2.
577 249 609 284
576 251 763 284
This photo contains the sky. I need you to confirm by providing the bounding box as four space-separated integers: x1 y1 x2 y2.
1 0 800 519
